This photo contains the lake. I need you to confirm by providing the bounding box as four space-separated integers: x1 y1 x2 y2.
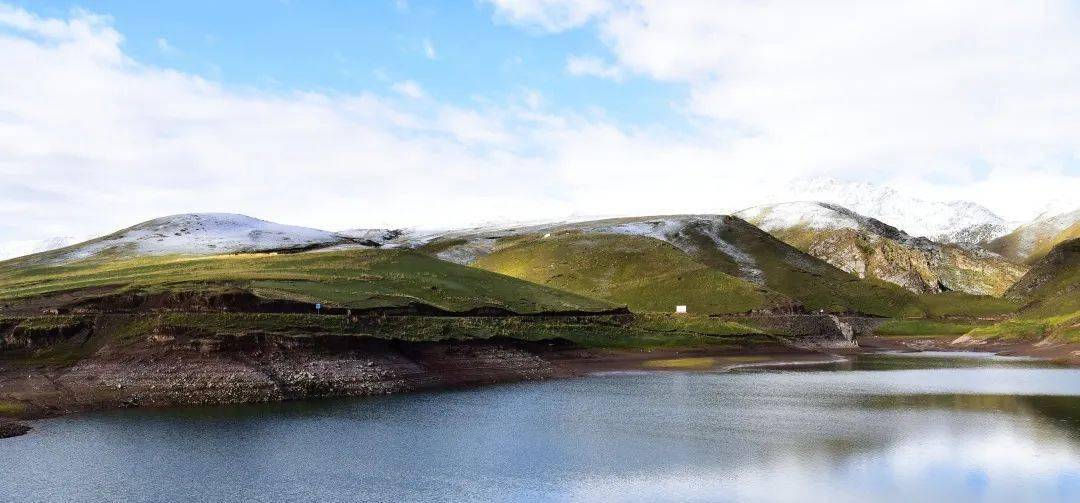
3 352 1080 502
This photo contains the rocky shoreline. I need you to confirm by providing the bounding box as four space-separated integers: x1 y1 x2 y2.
0 330 831 439
5 308 1069 441
859 335 1080 364
5 337 1070 440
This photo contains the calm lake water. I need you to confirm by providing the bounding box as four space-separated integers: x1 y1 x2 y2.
4 352 1080 502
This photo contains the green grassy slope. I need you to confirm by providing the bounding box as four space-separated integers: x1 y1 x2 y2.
669 217 925 317
915 292 1021 318
665 216 1020 320
153 312 765 349
429 215 928 317
0 249 617 314
967 239 1080 341
471 233 769 315
1004 238 1079 315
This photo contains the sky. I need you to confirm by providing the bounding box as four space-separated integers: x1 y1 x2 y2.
0 0 1078 242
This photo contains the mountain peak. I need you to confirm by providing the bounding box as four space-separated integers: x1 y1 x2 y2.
764 178 1010 246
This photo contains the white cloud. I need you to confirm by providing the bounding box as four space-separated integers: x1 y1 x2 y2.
0 5 583 240
490 0 1080 221
422 38 436 59
485 0 611 32
391 79 425 99
0 2 1077 246
565 54 622 81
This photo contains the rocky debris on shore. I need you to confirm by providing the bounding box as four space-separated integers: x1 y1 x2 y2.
736 313 879 348
0 337 571 417
0 420 31 439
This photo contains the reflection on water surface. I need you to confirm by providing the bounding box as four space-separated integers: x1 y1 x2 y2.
3 352 1079 502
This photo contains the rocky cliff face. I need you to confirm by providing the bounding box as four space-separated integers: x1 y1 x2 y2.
736 202 1026 296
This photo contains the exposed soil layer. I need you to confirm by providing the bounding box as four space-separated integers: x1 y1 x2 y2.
1 337 562 420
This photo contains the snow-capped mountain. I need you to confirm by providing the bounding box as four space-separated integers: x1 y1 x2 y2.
11 214 347 264
735 201 1026 295
771 179 1012 246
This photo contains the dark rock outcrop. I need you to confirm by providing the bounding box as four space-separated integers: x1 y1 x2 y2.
0 421 31 439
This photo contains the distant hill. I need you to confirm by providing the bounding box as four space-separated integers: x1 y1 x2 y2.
0 213 621 315
1005 238 1079 313
735 202 1026 296
0 212 1021 320
418 215 926 317
0 247 617 315
1 214 349 267
967 238 1080 341
472 232 769 315
986 208 1080 264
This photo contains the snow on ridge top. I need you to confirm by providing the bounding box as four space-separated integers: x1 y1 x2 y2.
775 178 1010 244
1008 207 1080 253
734 202 863 232
58 213 343 261
336 214 617 249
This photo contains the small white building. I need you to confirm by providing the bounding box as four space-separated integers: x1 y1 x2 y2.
675 305 687 314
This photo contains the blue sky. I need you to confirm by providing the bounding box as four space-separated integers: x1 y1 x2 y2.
0 1 1077 246
9 0 682 127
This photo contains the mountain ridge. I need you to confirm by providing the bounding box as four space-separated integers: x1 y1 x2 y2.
987 208 1080 264
1 213 351 266
735 201 1027 296
770 178 1012 246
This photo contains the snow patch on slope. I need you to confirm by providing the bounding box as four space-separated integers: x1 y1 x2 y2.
1008 208 1080 256
594 219 688 243
735 202 862 232
703 232 766 286
590 217 767 286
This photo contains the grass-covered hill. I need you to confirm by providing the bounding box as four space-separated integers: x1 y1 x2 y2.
0 212 1022 321
421 215 929 317
735 202 1026 296
0 213 624 315
1006 237 1079 325
967 238 1080 341
986 208 1080 264
0 248 617 315
470 232 771 315
3 213 355 269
